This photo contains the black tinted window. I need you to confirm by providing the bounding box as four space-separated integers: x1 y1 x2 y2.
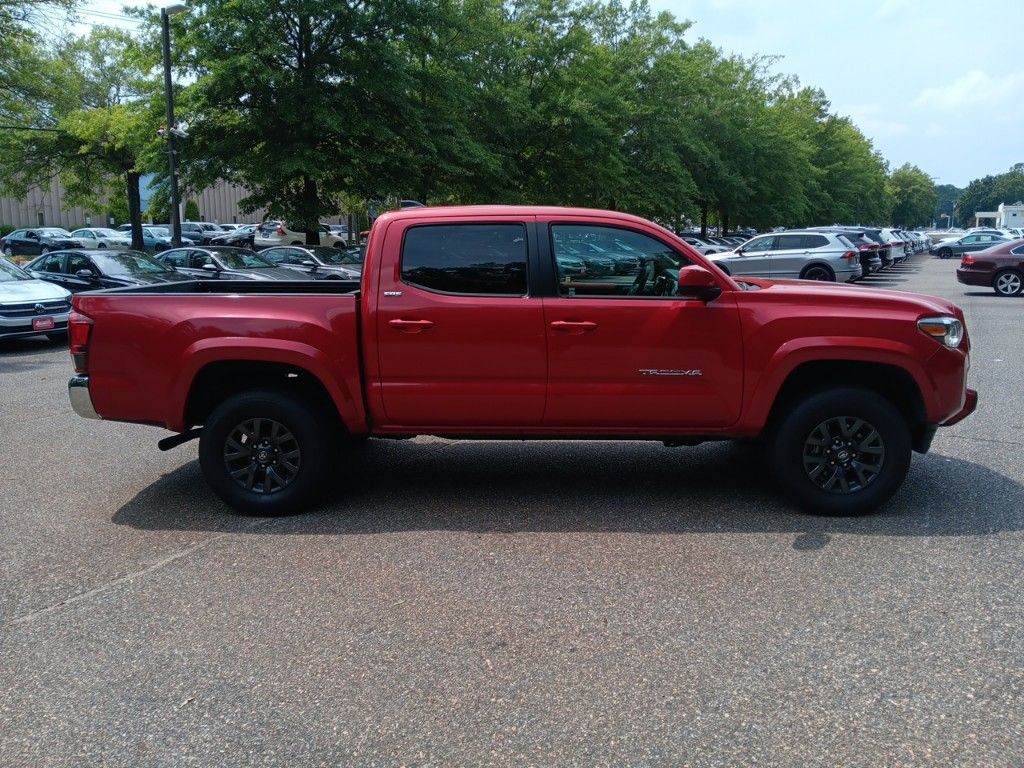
776 234 805 250
39 254 64 273
803 235 829 249
401 224 527 295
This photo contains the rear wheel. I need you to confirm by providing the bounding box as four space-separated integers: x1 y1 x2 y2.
993 269 1023 297
769 387 911 516
198 388 339 516
800 264 834 282
2 246 12 258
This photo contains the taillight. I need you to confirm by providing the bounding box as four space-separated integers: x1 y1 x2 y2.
69 310 93 373
857 244 876 251
841 251 858 260
961 254 975 267
276 223 286 236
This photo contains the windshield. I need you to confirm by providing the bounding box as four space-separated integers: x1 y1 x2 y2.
38 228 72 237
93 228 123 238
144 227 170 237
92 250 172 275
310 247 362 266
212 249 275 269
0 258 30 282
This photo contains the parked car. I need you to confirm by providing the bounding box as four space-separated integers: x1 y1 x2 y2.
956 238 1024 296
930 232 1010 259
677 236 728 255
69 227 133 249
156 246 313 280
253 221 346 248
808 228 883 275
258 245 362 279
67 205 976 519
25 249 192 293
210 224 257 248
0 256 72 341
181 221 226 245
708 230 862 282
1 228 84 259
139 226 195 251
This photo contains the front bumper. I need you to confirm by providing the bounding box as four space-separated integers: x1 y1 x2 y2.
68 375 101 420
941 388 978 427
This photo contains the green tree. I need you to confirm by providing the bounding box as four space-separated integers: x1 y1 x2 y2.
934 183 962 227
183 198 200 221
888 163 937 227
0 28 165 249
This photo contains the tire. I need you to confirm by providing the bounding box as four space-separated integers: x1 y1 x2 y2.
40 246 50 255
800 264 834 282
97 242 107 249
768 387 912 516
938 248 952 260
993 269 1023 297
198 388 339 516
2 246 12 258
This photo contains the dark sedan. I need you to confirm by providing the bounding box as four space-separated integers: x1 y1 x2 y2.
156 246 313 280
210 224 257 248
24 249 192 292
956 239 1024 296
931 232 1010 259
1 228 84 259
258 245 362 279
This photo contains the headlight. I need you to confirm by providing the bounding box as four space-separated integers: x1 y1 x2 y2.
918 316 963 348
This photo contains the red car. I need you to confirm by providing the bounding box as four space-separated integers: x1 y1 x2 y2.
956 238 1024 296
66 205 976 517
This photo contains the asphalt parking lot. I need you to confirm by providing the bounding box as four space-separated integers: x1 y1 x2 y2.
2 254 1022 767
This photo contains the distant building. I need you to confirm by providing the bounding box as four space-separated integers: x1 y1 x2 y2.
996 201 1024 228
0 176 260 229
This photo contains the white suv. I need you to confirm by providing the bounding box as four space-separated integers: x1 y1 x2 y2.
253 221 346 248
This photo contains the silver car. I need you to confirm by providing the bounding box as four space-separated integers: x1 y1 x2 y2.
706 230 862 282
0 256 72 340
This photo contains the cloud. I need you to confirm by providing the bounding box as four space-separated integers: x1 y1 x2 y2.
873 0 913 20
844 104 910 137
914 70 1024 110
925 122 947 137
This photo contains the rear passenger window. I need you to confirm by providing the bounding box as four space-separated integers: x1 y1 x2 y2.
804 235 829 249
401 224 527 296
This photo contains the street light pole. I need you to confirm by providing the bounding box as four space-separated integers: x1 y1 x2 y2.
161 5 187 247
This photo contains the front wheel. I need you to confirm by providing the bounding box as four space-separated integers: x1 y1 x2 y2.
993 269 1023 297
2 246 12 258
938 248 952 259
198 388 339 516
97 242 107 249
768 388 911 516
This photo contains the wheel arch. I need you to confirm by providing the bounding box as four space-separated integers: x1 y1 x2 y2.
764 359 930 452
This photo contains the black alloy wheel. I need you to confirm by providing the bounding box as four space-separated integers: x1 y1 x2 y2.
198 388 339 515
938 248 953 259
801 417 885 494
769 387 911 516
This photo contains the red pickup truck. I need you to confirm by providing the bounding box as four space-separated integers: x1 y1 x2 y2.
67 206 976 516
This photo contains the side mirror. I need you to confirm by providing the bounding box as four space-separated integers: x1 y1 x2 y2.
201 263 219 272
677 265 722 302
75 269 97 280
302 260 318 270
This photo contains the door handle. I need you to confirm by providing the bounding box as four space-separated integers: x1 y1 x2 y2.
550 320 598 334
389 318 435 333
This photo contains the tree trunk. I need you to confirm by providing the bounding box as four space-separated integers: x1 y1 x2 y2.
126 170 144 251
302 174 320 246
700 202 709 239
721 210 730 236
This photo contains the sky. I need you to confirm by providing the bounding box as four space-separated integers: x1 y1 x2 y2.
74 0 1021 189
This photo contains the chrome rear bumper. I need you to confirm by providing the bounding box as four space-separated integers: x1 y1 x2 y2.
68 375 101 420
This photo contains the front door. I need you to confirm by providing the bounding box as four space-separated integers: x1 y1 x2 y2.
541 220 744 429
725 234 774 277
373 216 547 428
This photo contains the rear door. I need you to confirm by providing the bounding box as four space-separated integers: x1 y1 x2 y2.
540 219 743 429
768 233 812 278
373 216 547 427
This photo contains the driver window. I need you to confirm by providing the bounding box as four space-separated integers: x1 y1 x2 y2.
41 254 64 273
191 252 215 268
66 253 93 274
551 224 691 298
743 236 775 253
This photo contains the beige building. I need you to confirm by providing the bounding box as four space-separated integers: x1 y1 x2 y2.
0 176 260 229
